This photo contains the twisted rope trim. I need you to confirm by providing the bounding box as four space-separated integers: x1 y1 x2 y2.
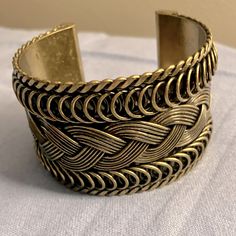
13 56 216 123
12 15 217 95
36 118 212 196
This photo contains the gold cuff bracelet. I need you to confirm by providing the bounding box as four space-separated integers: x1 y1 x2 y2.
12 12 217 196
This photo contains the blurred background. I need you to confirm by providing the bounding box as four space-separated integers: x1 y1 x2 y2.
0 0 235 47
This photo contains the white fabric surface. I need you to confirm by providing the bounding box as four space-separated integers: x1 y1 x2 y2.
0 27 236 236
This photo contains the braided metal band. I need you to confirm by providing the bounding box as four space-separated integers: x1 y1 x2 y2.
28 89 210 171
12 12 217 195
36 118 212 196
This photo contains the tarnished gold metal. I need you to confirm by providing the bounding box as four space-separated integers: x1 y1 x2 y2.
18 24 85 83
12 12 217 196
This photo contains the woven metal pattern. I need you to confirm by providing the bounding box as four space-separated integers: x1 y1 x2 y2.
36 118 212 196
27 88 210 171
12 13 217 195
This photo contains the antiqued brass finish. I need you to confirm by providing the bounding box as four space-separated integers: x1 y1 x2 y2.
12 12 217 195
17 24 85 83
36 118 212 195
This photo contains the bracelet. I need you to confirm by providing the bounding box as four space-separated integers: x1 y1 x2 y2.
12 11 217 196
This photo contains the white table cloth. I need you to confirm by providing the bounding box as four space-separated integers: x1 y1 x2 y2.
0 27 235 236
